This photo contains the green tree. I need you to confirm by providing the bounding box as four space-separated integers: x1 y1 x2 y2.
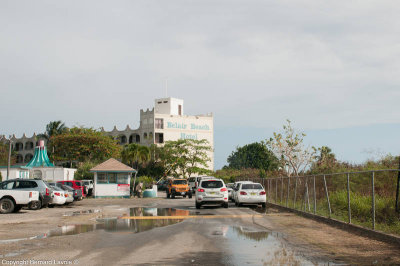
158 139 212 178
121 143 151 187
38 121 67 141
227 142 279 171
74 161 96 180
49 127 121 167
266 120 314 177
0 141 16 165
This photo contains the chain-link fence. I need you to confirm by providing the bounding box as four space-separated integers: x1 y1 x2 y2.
236 170 400 235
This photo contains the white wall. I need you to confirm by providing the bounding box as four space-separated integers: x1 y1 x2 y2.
154 113 214 170
154 97 184 115
93 173 130 198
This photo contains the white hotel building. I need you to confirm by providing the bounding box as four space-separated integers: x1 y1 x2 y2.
104 97 214 171
3 97 214 173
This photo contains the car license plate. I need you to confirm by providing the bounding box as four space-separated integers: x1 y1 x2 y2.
181 192 185 195
251 193 256 196
209 192 215 195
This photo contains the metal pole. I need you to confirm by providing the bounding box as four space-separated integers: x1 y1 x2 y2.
395 157 400 213
294 176 298 209
286 177 290 207
306 177 310 212
313 176 316 214
347 173 351 224
7 136 12 180
372 172 375 230
323 175 331 217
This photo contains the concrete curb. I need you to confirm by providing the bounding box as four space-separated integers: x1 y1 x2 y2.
266 202 400 246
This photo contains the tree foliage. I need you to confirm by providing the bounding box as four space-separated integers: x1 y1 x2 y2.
38 121 67 141
227 142 279 171
266 120 314 177
158 139 212 178
49 127 121 165
121 143 151 170
74 161 96 180
0 141 16 165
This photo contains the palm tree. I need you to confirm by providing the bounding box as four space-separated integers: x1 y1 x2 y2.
121 144 151 189
38 121 67 141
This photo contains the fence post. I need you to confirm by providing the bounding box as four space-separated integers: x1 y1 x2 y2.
372 172 375 230
347 173 351 224
275 178 278 204
313 176 316 214
305 177 310 212
286 177 290 207
280 177 283 204
323 175 331 218
294 176 298 209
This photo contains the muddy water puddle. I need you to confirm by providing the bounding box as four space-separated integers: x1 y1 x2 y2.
223 226 340 265
0 208 188 246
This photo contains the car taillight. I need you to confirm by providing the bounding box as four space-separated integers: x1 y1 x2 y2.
29 192 32 198
46 188 50 196
197 188 205 192
65 194 68 197
75 192 77 195
260 191 266 195
55 192 60 196
240 191 247 195
220 188 227 192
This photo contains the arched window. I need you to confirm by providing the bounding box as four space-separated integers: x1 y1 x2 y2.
15 142 23 151
16 154 24 163
118 135 127 145
135 135 140 143
25 142 34 150
144 133 148 139
24 154 33 163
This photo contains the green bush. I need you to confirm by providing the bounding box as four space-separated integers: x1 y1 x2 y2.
329 190 399 225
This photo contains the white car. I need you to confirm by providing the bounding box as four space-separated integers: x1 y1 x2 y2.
188 176 197 193
226 183 234 200
195 178 229 209
235 183 266 208
49 187 67 206
232 181 253 203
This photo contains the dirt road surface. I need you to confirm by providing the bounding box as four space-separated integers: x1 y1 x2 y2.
0 194 399 265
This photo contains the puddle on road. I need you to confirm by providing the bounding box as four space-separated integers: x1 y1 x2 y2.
223 226 337 265
63 209 101 216
40 208 186 238
0 208 188 245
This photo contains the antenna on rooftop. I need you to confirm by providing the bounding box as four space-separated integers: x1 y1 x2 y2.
165 77 168 97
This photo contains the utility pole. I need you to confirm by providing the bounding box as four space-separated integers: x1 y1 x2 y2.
395 156 400 213
7 136 12 181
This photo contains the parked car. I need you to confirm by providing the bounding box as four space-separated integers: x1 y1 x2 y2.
156 180 168 191
49 186 67 207
166 179 192 199
235 182 266 208
226 183 234 200
195 178 228 209
188 176 197 193
50 182 82 201
57 180 86 198
81 180 93 196
50 185 74 204
0 187 39 213
232 181 254 203
0 179 54 210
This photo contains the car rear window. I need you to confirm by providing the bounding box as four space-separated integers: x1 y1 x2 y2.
201 181 223 188
188 177 196 182
75 181 82 186
173 180 187 185
226 183 234 188
242 184 263 190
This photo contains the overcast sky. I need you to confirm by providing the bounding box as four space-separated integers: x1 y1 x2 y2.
1 1 399 169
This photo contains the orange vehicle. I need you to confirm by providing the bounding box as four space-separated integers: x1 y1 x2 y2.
166 179 192 199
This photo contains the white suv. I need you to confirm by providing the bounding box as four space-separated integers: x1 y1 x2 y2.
195 178 229 209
